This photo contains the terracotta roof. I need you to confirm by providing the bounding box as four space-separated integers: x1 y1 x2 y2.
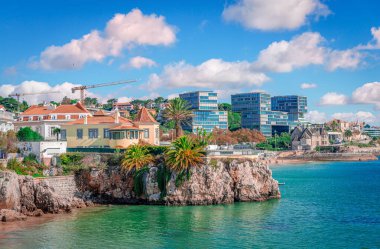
21 102 89 116
51 102 89 114
110 125 141 130
93 109 107 116
113 102 133 106
134 107 158 123
66 115 134 125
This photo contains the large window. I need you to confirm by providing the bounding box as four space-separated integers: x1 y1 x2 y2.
77 129 83 139
104 129 110 139
89 129 98 139
61 129 66 140
144 129 149 138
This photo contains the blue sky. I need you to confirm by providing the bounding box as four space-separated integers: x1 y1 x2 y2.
1 0 380 124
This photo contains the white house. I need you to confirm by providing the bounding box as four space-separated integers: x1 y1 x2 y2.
18 141 67 165
0 105 15 133
14 102 91 140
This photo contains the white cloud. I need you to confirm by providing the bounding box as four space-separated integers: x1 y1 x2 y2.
305 110 328 123
222 0 330 31
0 81 100 105
325 49 361 71
117 96 133 103
121 56 157 69
255 32 361 72
357 26 380 50
332 111 376 123
148 59 269 90
32 9 176 70
300 83 317 89
352 82 380 109
167 93 179 100
320 92 349 105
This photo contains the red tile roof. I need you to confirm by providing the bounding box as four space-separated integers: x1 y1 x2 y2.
93 109 107 116
134 107 158 123
21 102 90 116
110 125 141 130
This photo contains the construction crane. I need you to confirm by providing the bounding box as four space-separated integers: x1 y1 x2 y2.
71 80 136 103
8 91 60 113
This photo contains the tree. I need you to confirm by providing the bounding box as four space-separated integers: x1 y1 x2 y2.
228 112 241 131
0 97 28 112
211 128 238 145
232 128 266 143
163 98 193 138
53 128 61 141
344 130 353 141
16 127 43 141
121 145 154 171
218 103 231 111
84 97 99 107
103 98 117 110
154 97 165 104
165 136 204 173
61 96 72 105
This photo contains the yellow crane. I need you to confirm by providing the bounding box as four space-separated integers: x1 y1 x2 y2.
71 80 136 103
8 91 60 113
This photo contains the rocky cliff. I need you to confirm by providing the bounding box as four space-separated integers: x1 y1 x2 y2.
0 171 88 222
76 158 280 205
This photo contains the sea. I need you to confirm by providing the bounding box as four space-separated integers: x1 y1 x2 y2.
1 159 379 249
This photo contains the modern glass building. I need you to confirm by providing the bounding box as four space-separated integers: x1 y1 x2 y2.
271 95 308 126
179 91 228 133
363 127 380 138
231 92 289 137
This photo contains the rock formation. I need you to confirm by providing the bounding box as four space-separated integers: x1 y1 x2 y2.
76 158 280 205
0 171 88 222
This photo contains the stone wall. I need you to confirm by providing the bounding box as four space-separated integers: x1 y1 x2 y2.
34 176 78 199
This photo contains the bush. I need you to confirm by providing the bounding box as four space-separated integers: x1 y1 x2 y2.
145 146 168 155
59 153 86 174
16 127 43 142
7 158 43 176
157 165 171 198
133 166 150 197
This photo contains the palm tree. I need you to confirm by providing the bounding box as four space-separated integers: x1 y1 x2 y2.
121 145 154 171
163 98 193 138
165 136 205 173
344 130 353 141
52 128 61 141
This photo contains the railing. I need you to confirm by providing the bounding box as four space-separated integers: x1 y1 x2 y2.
67 147 125 154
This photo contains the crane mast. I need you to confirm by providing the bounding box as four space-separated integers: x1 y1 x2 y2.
8 91 60 113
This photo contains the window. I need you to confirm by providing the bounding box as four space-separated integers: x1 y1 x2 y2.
144 129 149 138
89 129 98 139
104 129 110 139
51 115 57 120
155 128 159 138
65 115 71 120
77 129 83 139
61 129 67 140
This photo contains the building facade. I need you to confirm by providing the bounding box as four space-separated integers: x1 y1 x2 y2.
179 91 227 133
231 92 289 137
363 127 380 138
0 105 14 132
61 108 159 149
291 126 329 150
271 95 307 125
14 102 91 140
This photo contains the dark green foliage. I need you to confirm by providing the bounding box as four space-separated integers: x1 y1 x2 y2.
7 158 44 177
16 127 43 141
315 146 340 152
256 132 291 151
0 97 28 112
133 166 150 197
145 146 168 155
157 165 172 198
228 111 241 131
59 153 85 174
218 103 232 111
175 170 191 188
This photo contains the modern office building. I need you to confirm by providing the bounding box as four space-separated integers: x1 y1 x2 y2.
231 92 289 137
363 127 380 138
179 91 227 133
271 95 307 125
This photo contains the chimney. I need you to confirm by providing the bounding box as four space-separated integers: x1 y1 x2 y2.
115 108 120 124
84 115 88 125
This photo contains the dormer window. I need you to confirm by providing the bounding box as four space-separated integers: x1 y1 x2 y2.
38 116 42 121
79 114 85 119
51 115 57 120
28 116 33 121
65 115 71 120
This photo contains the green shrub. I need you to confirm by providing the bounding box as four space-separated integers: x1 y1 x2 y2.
16 127 43 141
7 158 42 176
175 170 191 188
157 165 171 198
133 166 150 197
209 159 218 169
145 146 168 155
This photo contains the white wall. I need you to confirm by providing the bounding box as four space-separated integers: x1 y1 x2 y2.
18 141 67 162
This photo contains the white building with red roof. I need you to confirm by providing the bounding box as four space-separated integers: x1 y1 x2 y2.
14 102 91 140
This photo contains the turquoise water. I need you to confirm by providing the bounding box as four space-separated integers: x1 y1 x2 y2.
1 160 380 249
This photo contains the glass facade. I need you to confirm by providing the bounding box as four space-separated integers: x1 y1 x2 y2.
179 91 227 133
231 92 290 137
271 95 308 127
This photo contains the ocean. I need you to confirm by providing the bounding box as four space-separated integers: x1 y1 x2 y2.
1 160 380 248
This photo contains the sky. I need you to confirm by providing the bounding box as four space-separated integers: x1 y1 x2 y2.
1 0 380 124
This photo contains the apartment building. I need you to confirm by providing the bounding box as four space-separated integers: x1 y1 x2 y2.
0 105 14 132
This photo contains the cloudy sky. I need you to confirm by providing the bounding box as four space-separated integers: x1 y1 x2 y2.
1 0 380 124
